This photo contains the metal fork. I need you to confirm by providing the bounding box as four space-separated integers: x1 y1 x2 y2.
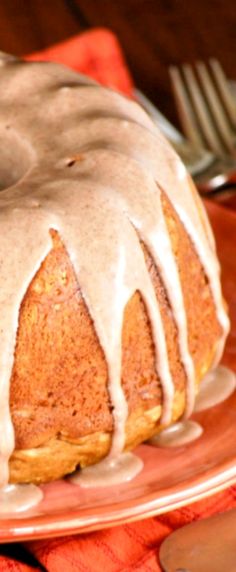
160 507 236 572
169 59 236 193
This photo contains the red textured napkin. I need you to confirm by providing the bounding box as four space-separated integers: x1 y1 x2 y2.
1 28 236 572
26 28 134 98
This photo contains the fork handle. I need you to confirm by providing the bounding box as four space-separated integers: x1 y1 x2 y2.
160 507 236 572
195 159 236 194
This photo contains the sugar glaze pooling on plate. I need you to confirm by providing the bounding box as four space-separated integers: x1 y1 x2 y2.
0 484 43 514
0 52 230 505
149 420 203 448
194 365 236 412
150 366 236 449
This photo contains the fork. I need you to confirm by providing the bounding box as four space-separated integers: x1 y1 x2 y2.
169 59 236 194
160 507 236 571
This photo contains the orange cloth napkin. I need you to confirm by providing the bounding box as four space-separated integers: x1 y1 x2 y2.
26 28 134 97
1 28 236 572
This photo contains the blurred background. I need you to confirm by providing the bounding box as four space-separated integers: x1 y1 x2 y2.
1 0 235 124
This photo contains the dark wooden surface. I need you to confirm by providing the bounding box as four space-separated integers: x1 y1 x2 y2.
0 0 236 122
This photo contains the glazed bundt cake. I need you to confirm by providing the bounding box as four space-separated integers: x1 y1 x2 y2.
0 53 229 487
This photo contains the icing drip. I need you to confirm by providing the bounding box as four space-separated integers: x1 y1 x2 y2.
70 452 143 488
0 484 43 514
194 365 236 412
149 420 203 448
0 56 229 490
149 366 236 449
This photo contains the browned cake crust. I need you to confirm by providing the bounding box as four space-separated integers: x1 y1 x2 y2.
9 191 221 484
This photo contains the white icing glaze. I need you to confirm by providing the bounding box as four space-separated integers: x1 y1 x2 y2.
0 484 43 514
0 55 229 490
149 366 236 449
70 452 143 488
194 366 236 412
149 420 203 448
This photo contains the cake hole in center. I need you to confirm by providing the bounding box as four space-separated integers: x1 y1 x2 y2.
0 127 35 191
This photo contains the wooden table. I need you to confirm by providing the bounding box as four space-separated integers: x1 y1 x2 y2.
0 0 236 123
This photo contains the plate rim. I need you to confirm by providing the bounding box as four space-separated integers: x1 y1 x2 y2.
1 453 236 543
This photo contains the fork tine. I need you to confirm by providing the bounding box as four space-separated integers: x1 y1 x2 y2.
196 61 234 154
169 66 205 148
209 58 236 128
182 64 226 157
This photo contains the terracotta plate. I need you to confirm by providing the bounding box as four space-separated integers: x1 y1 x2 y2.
0 200 235 543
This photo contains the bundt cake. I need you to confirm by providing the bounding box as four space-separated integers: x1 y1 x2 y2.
0 53 229 488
